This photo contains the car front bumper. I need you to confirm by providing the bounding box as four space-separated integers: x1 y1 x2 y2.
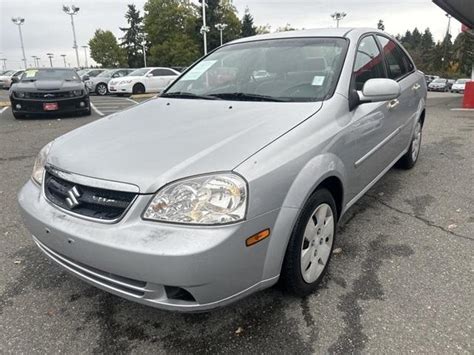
108 83 133 94
18 179 294 311
10 96 90 115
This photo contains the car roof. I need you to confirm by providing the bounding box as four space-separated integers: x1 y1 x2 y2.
229 27 387 44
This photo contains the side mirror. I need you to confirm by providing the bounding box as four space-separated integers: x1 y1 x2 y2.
82 75 90 81
359 78 400 103
146 73 153 77
11 76 20 84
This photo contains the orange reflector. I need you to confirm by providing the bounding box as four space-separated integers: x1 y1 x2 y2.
246 229 270 247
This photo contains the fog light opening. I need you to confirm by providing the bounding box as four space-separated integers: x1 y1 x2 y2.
164 286 196 302
246 229 270 247
16 104 22 110
79 101 85 107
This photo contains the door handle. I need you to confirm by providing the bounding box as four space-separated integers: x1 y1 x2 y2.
387 99 400 110
412 83 421 90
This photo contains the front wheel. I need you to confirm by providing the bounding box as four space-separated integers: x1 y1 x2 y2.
95 83 108 96
397 120 422 169
132 83 145 95
280 188 337 296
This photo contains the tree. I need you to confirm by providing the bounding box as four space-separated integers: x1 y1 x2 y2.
143 0 200 66
377 20 385 31
196 0 241 51
120 4 144 68
241 7 256 37
453 31 474 76
256 24 271 34
276 23 297 32
89 29 126 67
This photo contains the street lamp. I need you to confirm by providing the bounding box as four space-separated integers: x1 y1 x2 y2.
46 53 54 67
330 12 347 28
60 54 67 67
81 45 88 67
11 17 27 69
32 56 39 67
200 0 209 55
62 5 81 67
215 23 228 46
0 58 6 71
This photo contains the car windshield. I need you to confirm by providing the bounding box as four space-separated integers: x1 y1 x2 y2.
97 70 114 77
2 70 15 76
20 69 81 82
456 79 469 84
432 78 446 83
129 68 149 76
164 38 348 102
77 69 88 76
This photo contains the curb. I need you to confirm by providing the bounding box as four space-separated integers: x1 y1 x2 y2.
0 101 10 108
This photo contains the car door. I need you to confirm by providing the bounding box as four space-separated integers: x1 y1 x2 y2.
376 35 423 157
341 35 397 200
147 69 164 92
155 69 179 90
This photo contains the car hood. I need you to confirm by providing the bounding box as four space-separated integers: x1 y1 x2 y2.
48 98 323 193
14 80 83 91
110 75 142 83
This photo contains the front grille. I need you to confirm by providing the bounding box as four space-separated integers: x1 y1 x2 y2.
44 170 137 221
23 91 79 99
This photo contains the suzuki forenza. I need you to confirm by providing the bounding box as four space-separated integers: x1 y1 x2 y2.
19 28 426 311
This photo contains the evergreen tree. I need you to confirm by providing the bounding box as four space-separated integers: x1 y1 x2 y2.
453 31 474 76
241 7 256 37
120 4 144 68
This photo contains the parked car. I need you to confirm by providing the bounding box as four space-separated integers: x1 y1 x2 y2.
18 28 426 311
447 79 456 90
0 69 24 89
10 68 90 119
85 68 134 96
451 78 470 93
424 74 439 85
77 68 107 81
108 67 180 95
428 78 449 91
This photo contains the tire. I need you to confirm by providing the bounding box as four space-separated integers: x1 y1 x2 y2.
132 83 145 95
95 83 108 96
280 188 337 296
397 119 422 169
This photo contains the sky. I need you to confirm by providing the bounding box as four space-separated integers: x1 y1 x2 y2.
0 0 463 69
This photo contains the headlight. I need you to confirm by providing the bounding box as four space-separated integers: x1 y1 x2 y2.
143 173 247 225
71 89 83 96
14 91 25 98
31 142 53 185
119 80 132 84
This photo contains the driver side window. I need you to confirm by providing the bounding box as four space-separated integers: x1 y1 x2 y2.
353 35 385 91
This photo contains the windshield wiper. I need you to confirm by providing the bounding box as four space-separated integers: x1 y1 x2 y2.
209 92 289 102
160 92 221 100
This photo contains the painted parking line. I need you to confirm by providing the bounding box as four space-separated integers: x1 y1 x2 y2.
90 102 104 116
90 96 138 116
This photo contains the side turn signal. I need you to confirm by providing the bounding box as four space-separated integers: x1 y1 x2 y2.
245 229 270 247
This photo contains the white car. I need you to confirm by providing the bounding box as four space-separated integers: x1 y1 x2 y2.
0 69 24 89
451 78 470 94
108 67 180 95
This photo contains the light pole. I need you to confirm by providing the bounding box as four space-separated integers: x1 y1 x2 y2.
330 12 347 28
215 23 228 46
443 14 452 70
46 53 54 67
62 5 81 67
11 17 27 69
81 46 88 67
0 58 6 71
142 41 147 67
200 0 209 55
61 54 67 67
32 56 39 67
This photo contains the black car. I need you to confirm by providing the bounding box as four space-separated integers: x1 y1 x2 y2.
10 68 91 119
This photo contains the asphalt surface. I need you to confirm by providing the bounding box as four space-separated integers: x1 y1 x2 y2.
0 92 472 354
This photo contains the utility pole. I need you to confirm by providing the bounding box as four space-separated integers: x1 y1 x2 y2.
0 58 6 71
11 17 27 69
142 42 147 67
200 0 210 55
46 53 54 67
215 23 228 46
61 54 67 67
32 56 38 67
81 46 88 67
330 12 347 28
443 13 452 70
62 5 81 67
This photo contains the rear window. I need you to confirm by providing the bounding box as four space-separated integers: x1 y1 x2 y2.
20 69 80 81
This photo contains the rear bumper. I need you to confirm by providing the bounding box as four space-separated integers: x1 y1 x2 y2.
10 96 90 115
18 179 293 311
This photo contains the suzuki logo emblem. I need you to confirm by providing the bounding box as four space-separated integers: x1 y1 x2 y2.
65 186 81 209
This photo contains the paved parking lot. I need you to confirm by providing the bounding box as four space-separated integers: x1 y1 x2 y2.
0 92 472 354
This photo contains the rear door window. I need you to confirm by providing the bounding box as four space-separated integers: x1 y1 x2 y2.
377 35 410 80
353 35 386 91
